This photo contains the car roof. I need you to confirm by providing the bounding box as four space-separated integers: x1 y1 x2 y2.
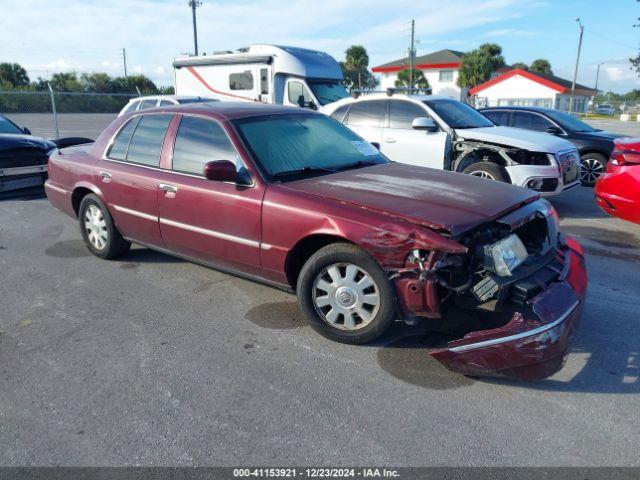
127 95 204 102
131 101 311 121
325 93 454 111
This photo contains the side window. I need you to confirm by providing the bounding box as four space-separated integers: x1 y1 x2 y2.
125 114 173 167
122 101 140 114
483 110 510 126
172 116 240 176
159 100 173 107
260 68 269 95
288 81 312 107
329 104 350 122
388 101 429 129
512 111 553 132
107 117 140 160
229 71 254 90
139 99 158 110
345 101 386 128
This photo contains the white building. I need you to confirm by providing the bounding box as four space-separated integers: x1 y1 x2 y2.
372 49 466 100
470 68 597 113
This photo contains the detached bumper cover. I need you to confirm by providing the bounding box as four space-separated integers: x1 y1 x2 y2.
430 239 587 380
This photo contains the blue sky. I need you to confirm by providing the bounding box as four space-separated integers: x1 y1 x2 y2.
1 0 638 93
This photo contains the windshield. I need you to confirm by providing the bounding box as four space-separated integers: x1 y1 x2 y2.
233 113 388 181
307 80 349 106
544 110 597 132
0 115 24 135
424 99 494 129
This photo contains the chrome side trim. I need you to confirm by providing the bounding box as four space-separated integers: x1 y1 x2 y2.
159 217 260 248
112 204 158 222
0 165 47 176
45 182 68 194
448 299 580 353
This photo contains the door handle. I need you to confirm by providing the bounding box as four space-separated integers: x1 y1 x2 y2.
384 138 396 143
99 171 112 182
159 183 178 194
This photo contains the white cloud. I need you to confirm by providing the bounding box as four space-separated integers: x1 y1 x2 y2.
484 28 540 37
0 0 543 86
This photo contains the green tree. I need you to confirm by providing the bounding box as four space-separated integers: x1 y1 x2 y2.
0 62 30 88
80 72 114 93
394 68 429 89
112 75 157 94
511 62 528 70
457 43 505 89
48 72 82 91
529 58 553 75
340 45 378 92
631 3 639 76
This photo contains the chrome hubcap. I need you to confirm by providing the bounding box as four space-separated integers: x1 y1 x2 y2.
84 205 108 250
580 158 604 184
312 263 380 331
469 170 495 180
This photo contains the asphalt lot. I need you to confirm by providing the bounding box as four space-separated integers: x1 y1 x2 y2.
0 184 639 466
8 113 640 140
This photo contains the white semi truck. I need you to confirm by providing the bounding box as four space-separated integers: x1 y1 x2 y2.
173 44 350 109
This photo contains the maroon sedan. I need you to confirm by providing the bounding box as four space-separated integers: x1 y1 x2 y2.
45 103 587 379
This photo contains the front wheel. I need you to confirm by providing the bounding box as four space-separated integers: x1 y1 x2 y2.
462 162 508 182
580 153 607 187
296 243 396 344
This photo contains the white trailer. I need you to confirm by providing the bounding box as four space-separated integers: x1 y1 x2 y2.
173 44 349 109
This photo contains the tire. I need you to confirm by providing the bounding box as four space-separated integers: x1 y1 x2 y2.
461 162 508 182
296 243 396 344
78 194 130 259
579 153 607 187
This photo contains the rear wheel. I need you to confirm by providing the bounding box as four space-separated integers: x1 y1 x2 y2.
580 153 607 187
79 194 130 259
296 243 396 344
462 162 508 182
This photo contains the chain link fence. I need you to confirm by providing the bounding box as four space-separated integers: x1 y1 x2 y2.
0 89 138 139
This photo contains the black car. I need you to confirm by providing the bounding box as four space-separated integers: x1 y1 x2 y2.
0 114 91 194
479 106 624 186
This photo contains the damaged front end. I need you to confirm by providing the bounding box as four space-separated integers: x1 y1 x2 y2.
391 199 587 380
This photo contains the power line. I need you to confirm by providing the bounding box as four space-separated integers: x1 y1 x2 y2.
584 27 637 51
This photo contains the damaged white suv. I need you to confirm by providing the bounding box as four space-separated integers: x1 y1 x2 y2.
323 93 580 195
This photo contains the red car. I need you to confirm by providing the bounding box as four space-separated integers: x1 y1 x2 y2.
595 137 640 224
45 103 587 380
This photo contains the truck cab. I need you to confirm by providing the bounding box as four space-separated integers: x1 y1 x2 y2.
173 44 349 109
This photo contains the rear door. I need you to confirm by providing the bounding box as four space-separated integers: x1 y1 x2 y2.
381 100 447 169
99 113 173 246
342 100 386 149
156 114 264 276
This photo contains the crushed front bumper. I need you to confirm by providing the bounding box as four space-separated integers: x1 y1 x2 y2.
429 237 586 380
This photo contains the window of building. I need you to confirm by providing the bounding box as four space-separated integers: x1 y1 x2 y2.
229 71 254 91
439 70 454 82
172 116 240 176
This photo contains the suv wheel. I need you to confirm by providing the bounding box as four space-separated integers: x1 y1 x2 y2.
580 153 607 187
79 194 131 259
462 162 508 182
296 243 396 344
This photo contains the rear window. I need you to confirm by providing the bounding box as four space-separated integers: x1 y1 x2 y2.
108 114 172 166
139 99 158 110
482 110 509 126
229 72 253 91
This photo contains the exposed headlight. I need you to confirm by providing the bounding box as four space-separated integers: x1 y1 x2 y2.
484 234 529 277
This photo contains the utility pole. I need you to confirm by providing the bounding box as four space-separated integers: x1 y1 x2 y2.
189 0 202 56
122 48 128 78
568 17 584 114
409 19 415 88
594 62 603 92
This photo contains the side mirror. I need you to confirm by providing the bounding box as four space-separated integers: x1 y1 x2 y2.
297 95 306 108
23 127 31 135
203 160 238 183
412 117 439 132
546 126 563 135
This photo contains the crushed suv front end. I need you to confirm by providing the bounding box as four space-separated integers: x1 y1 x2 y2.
391 199 587 380
506 148 581 196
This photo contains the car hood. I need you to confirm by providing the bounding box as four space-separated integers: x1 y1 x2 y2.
0 134 54 152
280 163 539 236
577 130 624 141
455 126 574 153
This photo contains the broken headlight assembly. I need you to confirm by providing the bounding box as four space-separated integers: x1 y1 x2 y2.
507 150 553 166
483 233 529 277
